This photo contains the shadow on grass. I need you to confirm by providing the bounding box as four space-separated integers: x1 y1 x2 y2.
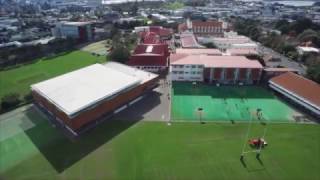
172 82 275 99
42 50 74 61
23 92 161 173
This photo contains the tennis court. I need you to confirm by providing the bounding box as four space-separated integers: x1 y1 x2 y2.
171 82 297 122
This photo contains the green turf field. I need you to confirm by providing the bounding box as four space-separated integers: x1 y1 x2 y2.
0 51 106 100
0 107 319 179
172 82 297 122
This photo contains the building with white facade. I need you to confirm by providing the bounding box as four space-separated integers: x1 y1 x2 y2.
170 55 263 84
296 46 319 55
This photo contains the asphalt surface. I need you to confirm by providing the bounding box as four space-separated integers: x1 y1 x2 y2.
258 45 307 75
113 78 170 122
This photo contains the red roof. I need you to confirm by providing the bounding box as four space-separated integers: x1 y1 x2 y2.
138 26 173 44
133 44 169 56
180 34 202 48
178 23 188 32
192 20 223 28
139 31 161 44
269 72 320 108
128 55 167 66
149 26 172 37
128 44 169 66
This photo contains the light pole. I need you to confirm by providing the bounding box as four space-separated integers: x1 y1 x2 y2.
197 107 203 124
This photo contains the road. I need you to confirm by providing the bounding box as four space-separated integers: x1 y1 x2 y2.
258 44 307 75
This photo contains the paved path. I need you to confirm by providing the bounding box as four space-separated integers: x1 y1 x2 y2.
258 45 307 75
113 78 171 122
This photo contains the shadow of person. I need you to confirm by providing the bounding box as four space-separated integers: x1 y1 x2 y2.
240 155 247 168
256 153 264 166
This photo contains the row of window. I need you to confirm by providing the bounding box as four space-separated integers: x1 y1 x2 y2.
177 77 201 80
137 66 161 70
193 26 222 33
172 65 203 68
172 71 202 75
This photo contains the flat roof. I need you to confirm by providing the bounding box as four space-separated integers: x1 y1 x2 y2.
269 72 320 109
297 46 319 52
62 21 91 26
264 68 298 72
171 55 263 69
227 49 258 55
104 61 158 84
175 48 222 55
32 63 157 117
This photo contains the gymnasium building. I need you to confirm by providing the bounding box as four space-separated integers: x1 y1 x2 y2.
31 62 158 135
269 72 320 117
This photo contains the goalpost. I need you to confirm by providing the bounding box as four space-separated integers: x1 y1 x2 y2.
240 108 269 158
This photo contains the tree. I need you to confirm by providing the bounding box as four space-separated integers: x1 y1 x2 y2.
108 44 130 63
298 29 320 47
24 92 33 102
245 54 266 66
1 93 21 111
202 42 217 48
307 62 320 83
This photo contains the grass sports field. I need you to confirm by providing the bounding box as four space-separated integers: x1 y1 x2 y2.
172 82 297 122
80 40 110 55
0 51 106 100
0 107 319 179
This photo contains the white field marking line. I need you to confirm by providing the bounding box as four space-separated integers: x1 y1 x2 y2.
242 150 260 154
170 120 299 124
169 78 172 122
186 135 239 146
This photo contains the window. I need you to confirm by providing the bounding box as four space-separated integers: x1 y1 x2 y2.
191 65 196 68
198 65 202 68
191 71 196 74
197 71 202 74
185 72 189 74
185 65 190 68
178 65 184 68
179 71 184 74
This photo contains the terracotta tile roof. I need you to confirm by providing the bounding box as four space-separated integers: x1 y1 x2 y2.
128 56 167 66
269 72 320 108
139 31 161 44
128 44 169 66
180 34 203 48
192 20 223 27
133 44 168 56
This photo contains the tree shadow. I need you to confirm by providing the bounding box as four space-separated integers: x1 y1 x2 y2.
23 92 161 173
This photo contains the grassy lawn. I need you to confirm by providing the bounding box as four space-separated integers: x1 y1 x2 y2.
172 82 297 122
81 40 111 55
0 107 319 179
0 51 106 100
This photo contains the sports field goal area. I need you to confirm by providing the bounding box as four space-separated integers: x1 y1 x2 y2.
171 82 296 122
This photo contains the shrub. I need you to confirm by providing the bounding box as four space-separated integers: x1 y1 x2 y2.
24 92 33 102
1 93 21 111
